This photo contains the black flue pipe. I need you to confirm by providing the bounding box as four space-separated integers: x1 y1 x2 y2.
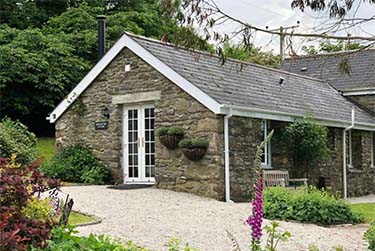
97 15 106 60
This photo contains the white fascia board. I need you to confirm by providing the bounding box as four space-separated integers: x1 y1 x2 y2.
47 34 221 123
342 89 375 96
219 105 375 131
47 36 127 123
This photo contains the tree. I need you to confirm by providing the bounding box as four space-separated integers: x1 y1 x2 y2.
222 42 280 68
160 0 375 59
302 41 367 55
0 2 208 135
0 26 91 133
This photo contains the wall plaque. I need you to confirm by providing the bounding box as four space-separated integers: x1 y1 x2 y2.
95 121 109 130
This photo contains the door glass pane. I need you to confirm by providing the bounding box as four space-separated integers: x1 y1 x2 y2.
144 107 155 178
127 109 139 178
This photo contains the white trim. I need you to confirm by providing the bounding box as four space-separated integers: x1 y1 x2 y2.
47 33 221 123
261 120 272 168
219 105 375 131
371 131 375 168
348 130 353 168
123 104 156 184
224 110 233 203
342 89 375 96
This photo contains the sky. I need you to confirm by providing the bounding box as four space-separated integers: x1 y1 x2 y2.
210 0 375 54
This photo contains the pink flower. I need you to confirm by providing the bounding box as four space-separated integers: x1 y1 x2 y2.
246 174 263 244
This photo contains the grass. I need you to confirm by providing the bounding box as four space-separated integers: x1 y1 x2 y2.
36 137 55 162
350 203 375 223
68 211 97 226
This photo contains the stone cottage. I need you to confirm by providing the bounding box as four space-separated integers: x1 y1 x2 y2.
47 32 375 202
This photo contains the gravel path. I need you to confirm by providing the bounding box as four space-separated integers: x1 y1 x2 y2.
63 186 370 251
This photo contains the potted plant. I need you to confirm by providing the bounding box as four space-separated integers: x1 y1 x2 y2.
179 138 209 161
156 127 184 149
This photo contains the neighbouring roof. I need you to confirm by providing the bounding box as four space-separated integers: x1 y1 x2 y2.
280 49 375 92
48 33 375 130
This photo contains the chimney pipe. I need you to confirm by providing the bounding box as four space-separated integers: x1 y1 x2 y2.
97 15 106 60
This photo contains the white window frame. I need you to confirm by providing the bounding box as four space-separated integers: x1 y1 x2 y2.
347 130 353 168
371 131 374 168
261 120 272 168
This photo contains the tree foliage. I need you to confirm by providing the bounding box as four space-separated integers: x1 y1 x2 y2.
291 0 375 18
0 1 206 134
222 42 280 68
0 25 91 128
282 117 330 164
302 41 367 55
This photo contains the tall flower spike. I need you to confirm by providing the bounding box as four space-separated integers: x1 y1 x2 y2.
246 130 274 249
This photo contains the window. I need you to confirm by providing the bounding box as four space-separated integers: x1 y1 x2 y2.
345 130 353 168
371 132 375 168
260 120 272 168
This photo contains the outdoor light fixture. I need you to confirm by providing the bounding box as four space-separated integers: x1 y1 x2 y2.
102 107 110 120
279 77 284 86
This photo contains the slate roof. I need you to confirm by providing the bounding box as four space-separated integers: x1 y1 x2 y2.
130 34 375 126
280 49 375 91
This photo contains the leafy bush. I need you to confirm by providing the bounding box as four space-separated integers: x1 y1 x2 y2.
156 127 184 136
0 118 37 165
22 197 54 222
179 138 209 148
33 225 147 251
35 225 196 251
41 145 110 184
0 157 60 251
282 117 330 163
366 221 375 251
263 187 364 225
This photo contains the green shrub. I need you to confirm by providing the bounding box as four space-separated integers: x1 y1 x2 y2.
156 127 169 136
263 187 293 220
34 225 147 251
41 145 110 184
0 118 37 164
178 138 209 148
191 138 209 148
282 117 330 163
366 221 375 251
263 187 364 225
156 127 184 136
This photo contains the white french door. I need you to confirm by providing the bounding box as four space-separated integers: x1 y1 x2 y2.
123 105 155 183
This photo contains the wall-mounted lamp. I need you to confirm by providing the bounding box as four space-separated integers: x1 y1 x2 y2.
279 77 284 86
102 107 110 120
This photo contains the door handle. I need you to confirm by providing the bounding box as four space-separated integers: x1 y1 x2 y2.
142 137 145 147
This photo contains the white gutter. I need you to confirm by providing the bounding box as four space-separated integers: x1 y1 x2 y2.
224 107 233 203
219 104 375 131
343 107 355 199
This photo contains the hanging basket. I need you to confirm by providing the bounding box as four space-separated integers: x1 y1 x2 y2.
182 147 207 161
159 135 183 149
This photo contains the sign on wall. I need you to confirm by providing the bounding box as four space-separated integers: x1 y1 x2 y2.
95 121 109 130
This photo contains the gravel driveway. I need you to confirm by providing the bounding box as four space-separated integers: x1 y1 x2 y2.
63 186 369 251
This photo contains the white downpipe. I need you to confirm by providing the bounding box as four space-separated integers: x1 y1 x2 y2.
343 107 355 199
224 109 233 203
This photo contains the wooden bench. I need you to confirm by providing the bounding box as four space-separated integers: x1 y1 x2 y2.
262 170 308 188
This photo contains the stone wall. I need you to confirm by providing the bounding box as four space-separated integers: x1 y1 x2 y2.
228 117 262 202
55 48 225 200
270 122 375 197
349 95 375 114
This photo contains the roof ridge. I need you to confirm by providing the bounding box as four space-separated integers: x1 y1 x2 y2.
283 47 375 60
124 32 327 84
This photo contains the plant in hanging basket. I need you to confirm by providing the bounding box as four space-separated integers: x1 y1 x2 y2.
179 138 209 161
156 126 184 149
